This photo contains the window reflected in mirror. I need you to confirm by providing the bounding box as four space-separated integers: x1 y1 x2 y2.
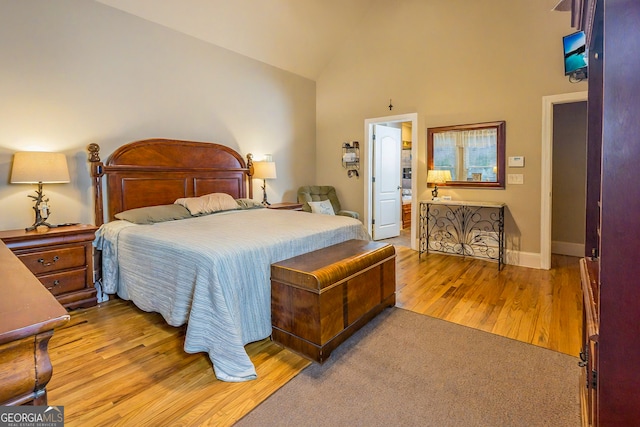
427 121 505 189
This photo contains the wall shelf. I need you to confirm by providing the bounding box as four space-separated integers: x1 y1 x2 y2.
342 141 360 177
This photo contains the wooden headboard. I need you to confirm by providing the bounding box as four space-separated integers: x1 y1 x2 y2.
89 139 254 226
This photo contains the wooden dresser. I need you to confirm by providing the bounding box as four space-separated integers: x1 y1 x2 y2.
579 257 599 427
0 225 98 309
0 241 69 405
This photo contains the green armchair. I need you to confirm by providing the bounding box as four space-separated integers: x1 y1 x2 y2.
297 185 360 219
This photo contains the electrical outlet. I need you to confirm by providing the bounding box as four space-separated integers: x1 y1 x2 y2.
507 174 524 185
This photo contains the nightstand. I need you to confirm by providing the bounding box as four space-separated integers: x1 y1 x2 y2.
0 224 98 310
267 202 303 211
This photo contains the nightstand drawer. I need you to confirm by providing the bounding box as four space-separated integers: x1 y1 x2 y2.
39 269 87 296
17 246 87 275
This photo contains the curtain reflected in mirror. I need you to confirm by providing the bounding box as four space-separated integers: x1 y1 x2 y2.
427 121 505 189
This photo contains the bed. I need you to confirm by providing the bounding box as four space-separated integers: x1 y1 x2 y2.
89 139 369 382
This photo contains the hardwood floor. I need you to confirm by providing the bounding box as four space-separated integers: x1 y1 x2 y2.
395 249 582 356
46 246 582 426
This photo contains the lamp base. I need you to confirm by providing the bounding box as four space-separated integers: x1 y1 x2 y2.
431 184 439 200
25 221 53 232
261 180 271 206
25 182 53 231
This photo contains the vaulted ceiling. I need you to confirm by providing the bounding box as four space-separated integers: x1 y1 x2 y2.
95 0 376 80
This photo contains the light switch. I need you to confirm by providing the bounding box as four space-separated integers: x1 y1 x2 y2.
507 174 524 185
508 156 525 167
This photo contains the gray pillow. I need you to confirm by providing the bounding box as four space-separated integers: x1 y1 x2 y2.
115 204 192 224
236 198 265 209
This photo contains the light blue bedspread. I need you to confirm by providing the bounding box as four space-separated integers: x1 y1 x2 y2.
94 209 369 381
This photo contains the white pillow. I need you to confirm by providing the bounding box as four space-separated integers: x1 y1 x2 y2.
175 193 239 215
308 200 335 215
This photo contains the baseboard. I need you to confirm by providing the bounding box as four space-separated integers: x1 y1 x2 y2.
505 250 541 269
505 247 581 270
551 241 585 257
408 246 544 269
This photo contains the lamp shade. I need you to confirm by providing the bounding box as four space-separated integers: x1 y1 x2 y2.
426 169 452 184
253 161 277 180
11 152 70 184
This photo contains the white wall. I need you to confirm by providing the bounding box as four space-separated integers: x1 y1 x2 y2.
0 0 316 230
315 0 587 259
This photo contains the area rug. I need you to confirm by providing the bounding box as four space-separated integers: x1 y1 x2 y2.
236 307 580 427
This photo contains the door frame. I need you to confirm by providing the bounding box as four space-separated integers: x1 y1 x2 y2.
540 91 588 269
364 112 418 250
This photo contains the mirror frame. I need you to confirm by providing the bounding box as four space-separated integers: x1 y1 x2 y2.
427 120 506 189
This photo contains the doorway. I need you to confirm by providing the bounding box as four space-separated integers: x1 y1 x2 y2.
364 113 418 250
540 91 588 269
551 101 587 257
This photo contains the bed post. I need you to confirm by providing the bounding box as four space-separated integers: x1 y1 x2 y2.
246 153 254 199
88 143 105 227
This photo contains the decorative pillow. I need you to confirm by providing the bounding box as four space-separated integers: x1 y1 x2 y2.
175 192 239 215
236 198 265 209
308 200 335 215
115 204 192 224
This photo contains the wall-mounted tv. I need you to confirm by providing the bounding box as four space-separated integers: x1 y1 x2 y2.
563 31 588 78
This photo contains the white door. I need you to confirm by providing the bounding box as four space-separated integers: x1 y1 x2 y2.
373 124 402 240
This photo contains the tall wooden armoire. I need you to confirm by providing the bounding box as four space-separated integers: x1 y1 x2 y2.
573 0 640 426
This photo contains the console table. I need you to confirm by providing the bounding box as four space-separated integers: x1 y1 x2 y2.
419 200 505 270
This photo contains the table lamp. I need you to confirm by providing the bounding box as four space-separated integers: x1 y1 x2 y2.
253 161 277 206
11 151 70 231
426 169 451 200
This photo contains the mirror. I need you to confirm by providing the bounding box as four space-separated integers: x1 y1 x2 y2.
427 121 505 189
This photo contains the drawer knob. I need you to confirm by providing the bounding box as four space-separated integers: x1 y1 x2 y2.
38 255 59 266
47 280 61 290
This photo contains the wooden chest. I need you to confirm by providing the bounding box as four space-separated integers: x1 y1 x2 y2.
271 239 396 363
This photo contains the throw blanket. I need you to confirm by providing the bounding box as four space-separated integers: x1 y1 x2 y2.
94 209 369 381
